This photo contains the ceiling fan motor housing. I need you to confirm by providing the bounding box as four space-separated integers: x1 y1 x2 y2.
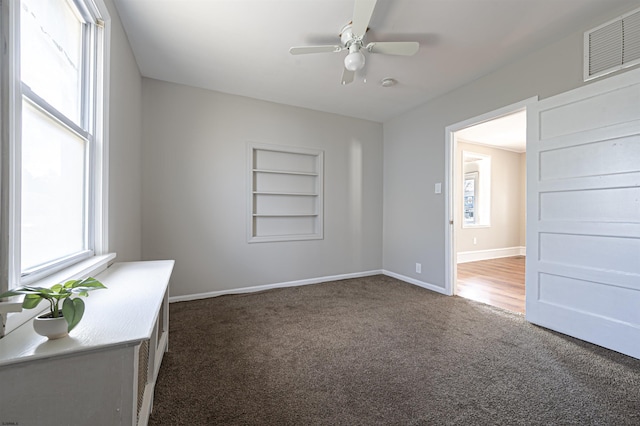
288 0 419 85
340 24 364 48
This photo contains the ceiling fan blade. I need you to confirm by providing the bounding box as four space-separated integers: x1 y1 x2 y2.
366 41 419 56
289 45 343 55
341 68 355 85
351 0 377 37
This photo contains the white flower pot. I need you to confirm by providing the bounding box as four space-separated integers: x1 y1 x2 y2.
33 313 69 340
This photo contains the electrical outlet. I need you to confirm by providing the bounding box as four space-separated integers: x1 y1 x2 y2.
473 237 477 245
416 263 422 273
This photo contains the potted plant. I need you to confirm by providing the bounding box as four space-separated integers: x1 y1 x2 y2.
0 277 107 339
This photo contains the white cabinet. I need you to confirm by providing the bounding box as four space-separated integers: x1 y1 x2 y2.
0 260 174 426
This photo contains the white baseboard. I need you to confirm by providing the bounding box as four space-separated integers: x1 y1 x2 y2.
382 270 449 295
169 269 452 303
169 269 383 303
457 246 526 264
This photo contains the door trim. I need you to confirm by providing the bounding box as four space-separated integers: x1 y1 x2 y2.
444 97 537 296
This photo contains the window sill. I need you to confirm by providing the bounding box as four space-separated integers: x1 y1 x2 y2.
1 253 116 337
462 224 491 229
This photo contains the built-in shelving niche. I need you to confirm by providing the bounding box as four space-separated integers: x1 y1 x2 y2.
248 143 324 242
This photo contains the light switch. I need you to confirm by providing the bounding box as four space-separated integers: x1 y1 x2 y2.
434 182 442 194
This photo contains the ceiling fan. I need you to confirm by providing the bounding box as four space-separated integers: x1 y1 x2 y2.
289 0 419 85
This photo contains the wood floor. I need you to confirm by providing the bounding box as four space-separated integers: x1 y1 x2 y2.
456 256 525 314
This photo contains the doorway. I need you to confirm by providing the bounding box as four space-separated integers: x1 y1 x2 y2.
445 99 534 313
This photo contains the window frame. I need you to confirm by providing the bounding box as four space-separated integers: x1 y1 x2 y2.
463 171 479 226
19 87 94 283
0 0 112 336
461 151 491 229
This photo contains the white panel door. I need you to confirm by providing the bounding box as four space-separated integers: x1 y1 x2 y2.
526 67 640 359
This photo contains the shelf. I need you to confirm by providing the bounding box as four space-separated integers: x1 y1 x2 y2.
253 214 318 217
253 168 318 176
250 233 323 242
253 191 317 196
249 143 324 242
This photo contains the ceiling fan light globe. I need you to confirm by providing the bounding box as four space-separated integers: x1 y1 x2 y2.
344 50 365 71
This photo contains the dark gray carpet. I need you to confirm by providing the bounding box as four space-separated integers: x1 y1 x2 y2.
149 275 640 425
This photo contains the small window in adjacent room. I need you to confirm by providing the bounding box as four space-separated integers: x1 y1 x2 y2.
462 151 491 227
463 171 479 225
248 143 324 243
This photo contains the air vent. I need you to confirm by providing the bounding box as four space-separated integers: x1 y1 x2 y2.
584 7 640 81
137 340 150 422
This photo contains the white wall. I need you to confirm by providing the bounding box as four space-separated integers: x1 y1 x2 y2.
519 152 526 247
105 0 143 261
141 79 383 297
383 6 637 290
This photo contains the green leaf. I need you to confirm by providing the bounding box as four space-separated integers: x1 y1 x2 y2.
24 285 52 294
62 298 85 332
22 294 43 309
70 278 107 297
75 277 107 290
64 280 78 288
1 278 104 318
0 290 23 298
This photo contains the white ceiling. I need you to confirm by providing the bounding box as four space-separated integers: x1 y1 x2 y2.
112 0 639 123
456 110 527 153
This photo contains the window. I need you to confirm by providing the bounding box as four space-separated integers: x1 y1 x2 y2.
463 171 478 225
1 0 109 299
248 143 324 242
462 151 491 227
